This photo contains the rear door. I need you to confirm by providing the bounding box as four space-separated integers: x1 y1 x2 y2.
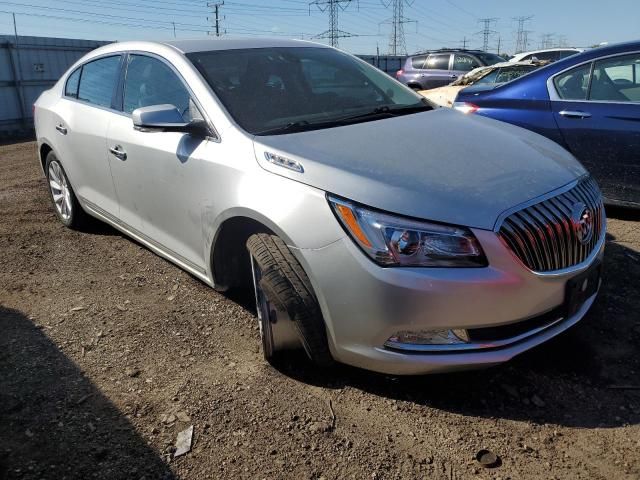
551 53 640 204
421 53 453 88
57 55 122 217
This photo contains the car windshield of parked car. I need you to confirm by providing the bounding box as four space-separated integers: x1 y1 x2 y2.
187 47 428 135
474 52 506 66
474 65 539 85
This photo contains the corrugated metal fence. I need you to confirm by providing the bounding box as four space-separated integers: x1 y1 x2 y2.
356 55 405 75
0 35 109 135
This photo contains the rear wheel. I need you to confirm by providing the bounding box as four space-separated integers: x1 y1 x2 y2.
45 152 88 229
247 233 333 367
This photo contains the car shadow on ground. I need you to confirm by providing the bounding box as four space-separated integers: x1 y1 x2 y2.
0 306 174 480
270 233 640 430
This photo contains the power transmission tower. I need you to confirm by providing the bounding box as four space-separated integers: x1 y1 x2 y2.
208 1 224 37
540 33 554 49
380 0 416 56
309 0 356 48
513 15 533 53
522 30 533 52
476 17 498 52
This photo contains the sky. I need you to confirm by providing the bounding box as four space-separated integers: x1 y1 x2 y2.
0 0 638 56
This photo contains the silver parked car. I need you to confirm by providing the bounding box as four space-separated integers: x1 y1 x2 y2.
35 38 605 375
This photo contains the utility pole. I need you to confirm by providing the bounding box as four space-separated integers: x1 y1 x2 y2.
11 13 27 128
513 15 533 53
380 0 416 56
309 0 356 48
208 1 224 37
172 21 176 38
496 35 501 56
460 36 468 49
476 17 498 52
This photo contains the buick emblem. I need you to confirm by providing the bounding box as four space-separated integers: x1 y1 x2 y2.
570 202 594 245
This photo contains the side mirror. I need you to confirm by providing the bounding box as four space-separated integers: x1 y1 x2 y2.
132 104 209 136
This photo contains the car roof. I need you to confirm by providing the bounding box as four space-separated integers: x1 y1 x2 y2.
410 49 486 56
161 37 327 53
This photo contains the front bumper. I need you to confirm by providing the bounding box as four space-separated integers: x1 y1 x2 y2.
296 228 604 375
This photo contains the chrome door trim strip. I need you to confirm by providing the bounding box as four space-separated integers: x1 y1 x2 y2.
79 195 209 281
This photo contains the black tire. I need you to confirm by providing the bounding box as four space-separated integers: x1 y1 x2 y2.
246 233 334 367
45 151 89 229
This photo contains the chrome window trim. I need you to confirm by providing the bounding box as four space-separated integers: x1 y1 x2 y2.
63 53 124 109
60 50 221 142
547 49 640 104
122 50 221 142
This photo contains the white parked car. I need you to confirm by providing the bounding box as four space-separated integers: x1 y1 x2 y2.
509 48 583 63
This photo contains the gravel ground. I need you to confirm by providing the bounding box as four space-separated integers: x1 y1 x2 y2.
1 140 639 480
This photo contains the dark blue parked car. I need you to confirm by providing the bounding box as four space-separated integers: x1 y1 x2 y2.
454 41 640 207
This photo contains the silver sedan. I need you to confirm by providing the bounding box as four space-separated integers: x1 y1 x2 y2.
34 38 605 374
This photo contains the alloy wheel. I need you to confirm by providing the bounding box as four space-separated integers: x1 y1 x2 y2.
48 160 72 221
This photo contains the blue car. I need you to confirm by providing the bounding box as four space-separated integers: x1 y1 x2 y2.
454 41 640 207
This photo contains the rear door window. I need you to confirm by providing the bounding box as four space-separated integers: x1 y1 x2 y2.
590 54 640 102
77 55 121 108
425 54 451 70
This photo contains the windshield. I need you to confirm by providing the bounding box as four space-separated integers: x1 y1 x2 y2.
187 47 427 135
474 65 539 85
475 52 506 66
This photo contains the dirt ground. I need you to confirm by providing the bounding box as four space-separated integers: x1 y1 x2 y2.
1 140 639 480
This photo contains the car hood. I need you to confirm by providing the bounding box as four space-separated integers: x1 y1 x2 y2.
252 108 586 230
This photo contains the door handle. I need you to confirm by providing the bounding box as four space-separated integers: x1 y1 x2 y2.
559 110 592 119
55 124 67 135
109 145 127 161
450 74 458 78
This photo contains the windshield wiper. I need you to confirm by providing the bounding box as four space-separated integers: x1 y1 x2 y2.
253 102 433 136
254 120 317 136
334 102 433 124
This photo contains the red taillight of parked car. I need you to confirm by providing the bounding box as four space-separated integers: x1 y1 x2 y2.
396 69 403 78
453 102 480 114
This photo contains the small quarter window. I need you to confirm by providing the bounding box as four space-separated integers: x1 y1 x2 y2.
65 68 81 98
554 63 592 100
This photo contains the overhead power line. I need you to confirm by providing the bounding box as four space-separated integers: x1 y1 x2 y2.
309 0 357 48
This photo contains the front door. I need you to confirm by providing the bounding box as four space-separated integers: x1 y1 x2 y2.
551 54 640 204
106 53 210 270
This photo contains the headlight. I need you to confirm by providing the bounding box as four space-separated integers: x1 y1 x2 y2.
328 195 487 267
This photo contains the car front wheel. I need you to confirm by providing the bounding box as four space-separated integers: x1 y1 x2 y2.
246 233 333 367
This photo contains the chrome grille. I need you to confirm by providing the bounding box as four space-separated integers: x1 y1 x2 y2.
498 176 604 272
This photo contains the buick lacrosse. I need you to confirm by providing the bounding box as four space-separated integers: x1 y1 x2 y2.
34 39 605 374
